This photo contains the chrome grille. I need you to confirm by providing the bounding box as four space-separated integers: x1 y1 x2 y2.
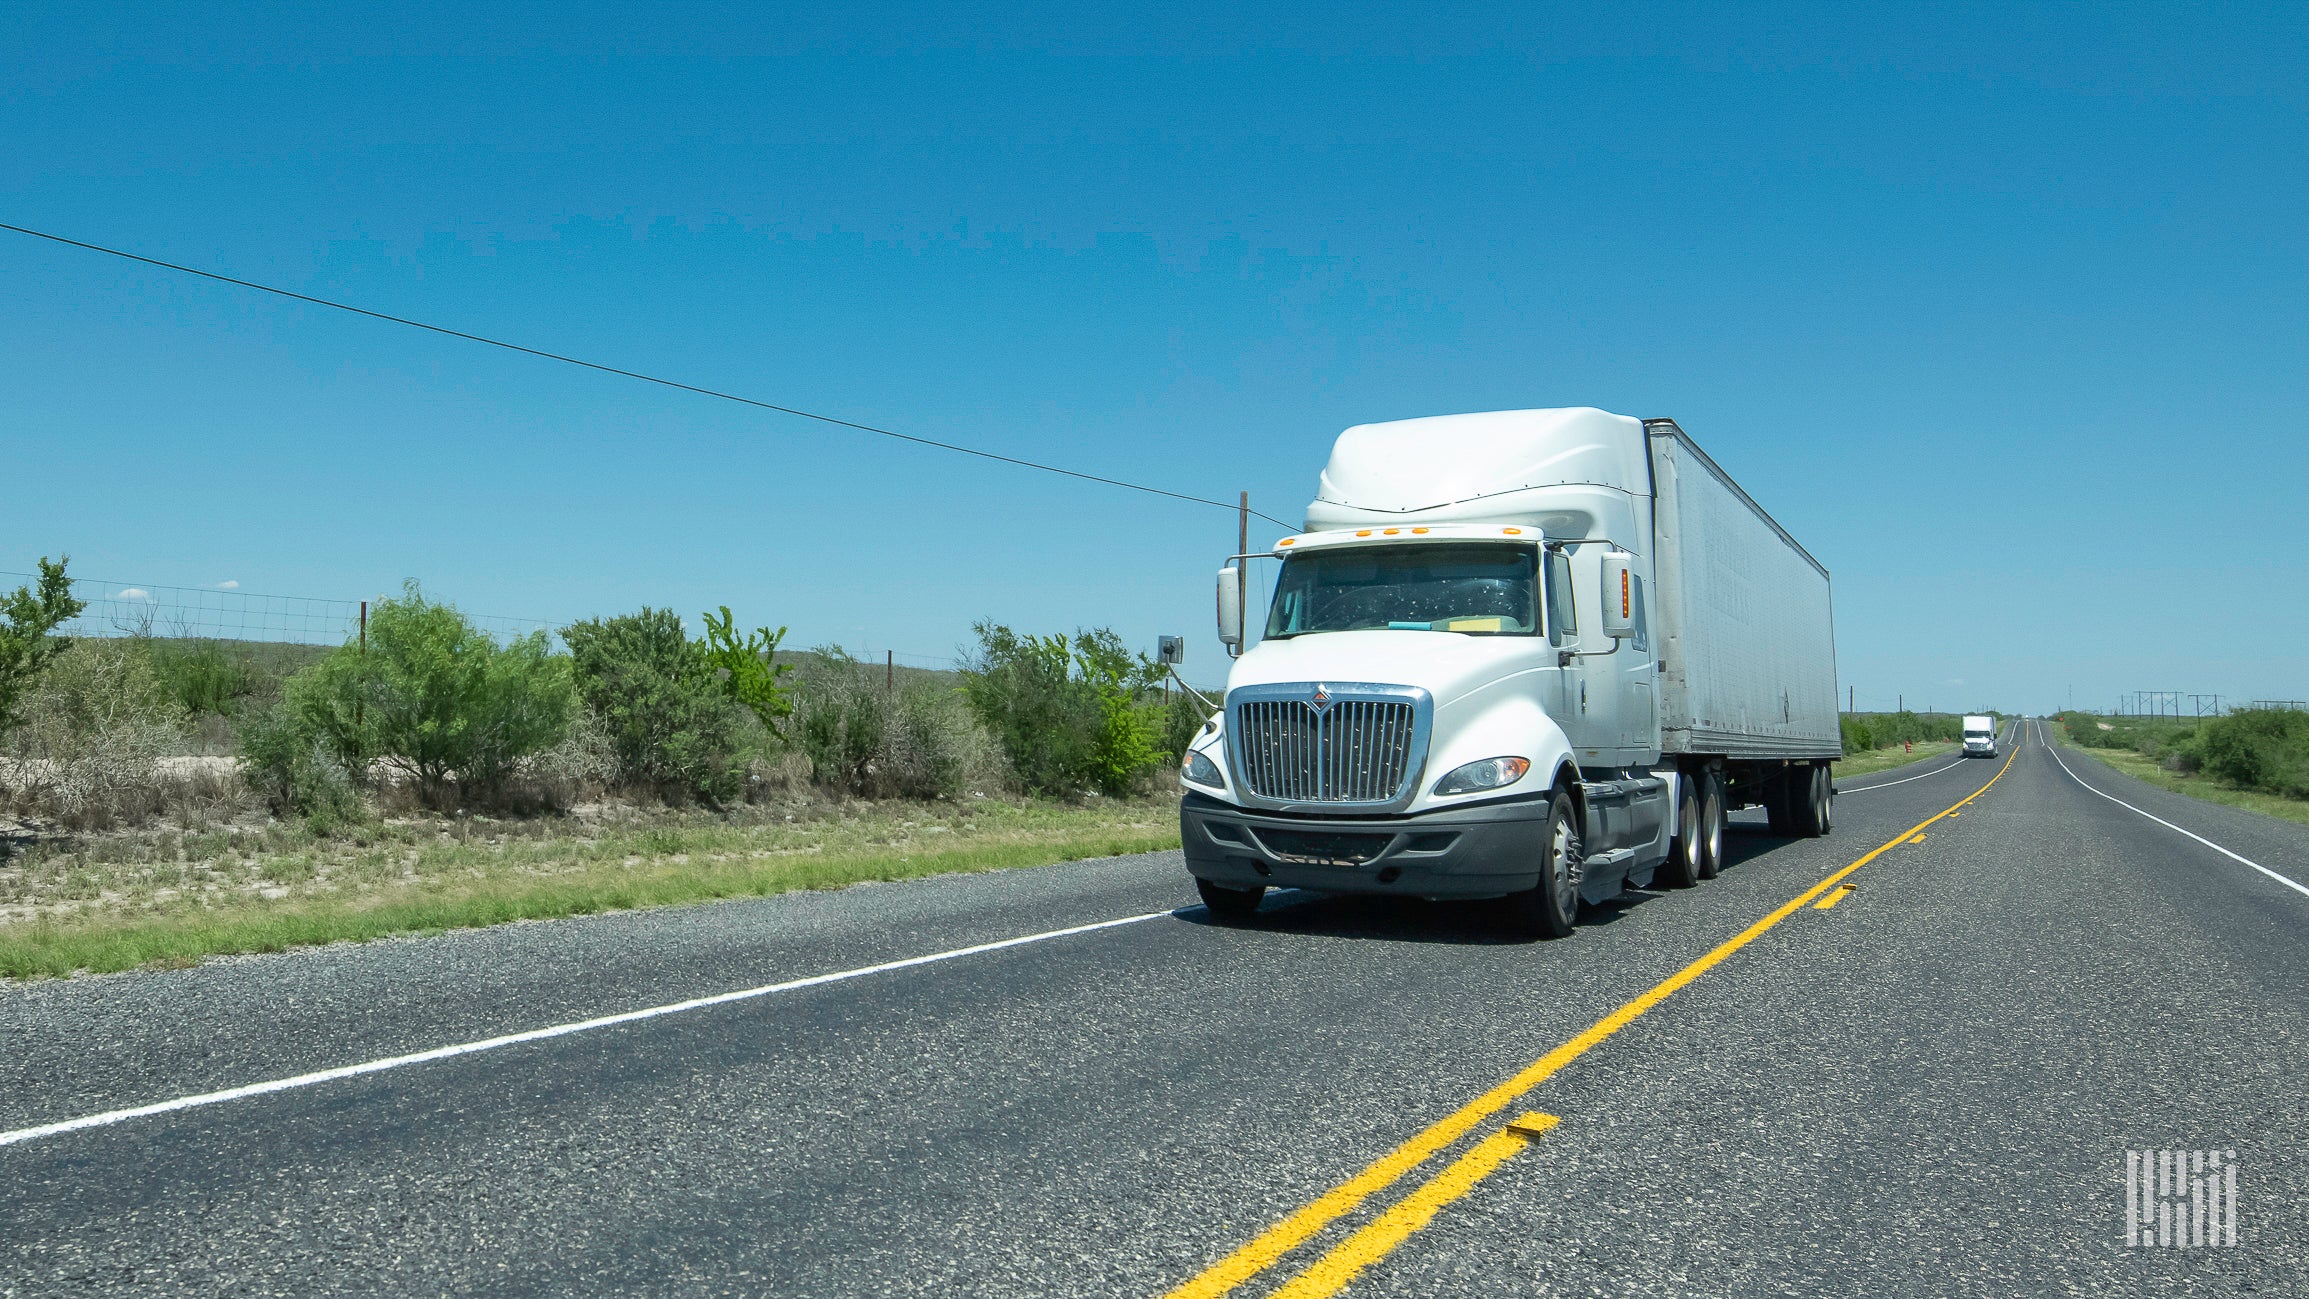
1232 697 1419 804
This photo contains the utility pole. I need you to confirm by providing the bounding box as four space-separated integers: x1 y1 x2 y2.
1236 491 1250 656
886 649 893 694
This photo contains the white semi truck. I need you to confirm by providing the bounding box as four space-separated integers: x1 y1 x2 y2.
1962 715 1998 757
1179 407 1842 938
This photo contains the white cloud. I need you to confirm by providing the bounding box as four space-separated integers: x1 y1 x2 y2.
216 580 239 590
115 587 151 600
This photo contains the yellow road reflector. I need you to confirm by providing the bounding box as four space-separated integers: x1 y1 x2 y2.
1812 884 1856 910
1503 1112 1560 1140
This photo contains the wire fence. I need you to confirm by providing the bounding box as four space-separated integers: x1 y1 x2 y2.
5 572 974 673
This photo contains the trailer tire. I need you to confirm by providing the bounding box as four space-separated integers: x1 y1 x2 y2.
1696 772 1726 880
1505 789 1582 939
1787 763 1834 838
1764 769 1799 836
1659 776 1705 888
1196 878 1266 923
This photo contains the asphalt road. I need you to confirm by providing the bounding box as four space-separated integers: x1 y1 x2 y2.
5 719 2305 1297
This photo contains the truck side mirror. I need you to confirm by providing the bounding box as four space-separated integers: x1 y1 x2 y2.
1215 567 1243 649
1158 634 1185 665
1601 552 1636 639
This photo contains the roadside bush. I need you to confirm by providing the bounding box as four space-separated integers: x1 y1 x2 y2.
792 648 977 800
2196 708 2309 800
1839 715 1874 755
0 637 189 829
961 623 1170 797
236 696 364 829
1839 710 1964 753
291 583 574 807
562 607 751 803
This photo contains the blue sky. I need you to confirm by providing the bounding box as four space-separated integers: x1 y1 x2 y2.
3 2 2304 709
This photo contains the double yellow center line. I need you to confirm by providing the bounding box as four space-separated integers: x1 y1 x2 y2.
1165 745 2020 1298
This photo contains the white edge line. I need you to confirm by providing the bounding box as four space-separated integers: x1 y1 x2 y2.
1839 756 1970 793
0 909 1169 1149
2042 721 2309 902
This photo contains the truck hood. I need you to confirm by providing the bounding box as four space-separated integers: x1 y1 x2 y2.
1228 631 1544 708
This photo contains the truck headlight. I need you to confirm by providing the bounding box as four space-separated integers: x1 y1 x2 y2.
1182 749 1226 789
1433 756 1530 796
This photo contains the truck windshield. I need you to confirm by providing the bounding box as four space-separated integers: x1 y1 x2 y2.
1264 543 1539 637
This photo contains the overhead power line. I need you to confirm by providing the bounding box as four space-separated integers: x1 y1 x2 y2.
0 221 1294 530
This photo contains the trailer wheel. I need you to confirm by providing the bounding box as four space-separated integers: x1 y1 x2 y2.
1659 776 1704 888
1195 878 1266 923
1696 772 1726 880
1787 763 1834 837
1813 764 1835 835
1505 789 1582 939
1763 770 1798 836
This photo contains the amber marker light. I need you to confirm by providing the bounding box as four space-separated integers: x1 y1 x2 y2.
1411 527 1430 534
1278 537 1297 547
1356 529 1373 537
1502 527 1523 535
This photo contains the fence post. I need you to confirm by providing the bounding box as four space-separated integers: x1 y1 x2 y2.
886 649 893 694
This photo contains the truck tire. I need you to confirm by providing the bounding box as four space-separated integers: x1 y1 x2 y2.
1696 771 1726 880
1784 764 1835 837
1764 769 1800 836
1196 878 1265 923
1504 789 1582 939
1659 775 1704 888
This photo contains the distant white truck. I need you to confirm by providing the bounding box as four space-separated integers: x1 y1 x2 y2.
1962 715 1999 758
1179 408 1842 938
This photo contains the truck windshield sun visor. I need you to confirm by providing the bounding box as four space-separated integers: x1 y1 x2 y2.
1264 543 1538 638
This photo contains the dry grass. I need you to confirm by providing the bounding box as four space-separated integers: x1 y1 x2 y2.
0 793 1181 979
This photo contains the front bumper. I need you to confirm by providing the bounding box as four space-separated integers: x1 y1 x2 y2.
1180 792 1549 899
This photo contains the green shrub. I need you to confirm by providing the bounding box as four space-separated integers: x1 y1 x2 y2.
1840 715 1874 755
562 607 750 803
961 623 1170 797
293 583 574 806
699 607 796 739
2196 708 2309 799
0 556 85 738
236 696 364 826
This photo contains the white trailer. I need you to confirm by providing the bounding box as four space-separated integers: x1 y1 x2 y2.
1180 407 1841 938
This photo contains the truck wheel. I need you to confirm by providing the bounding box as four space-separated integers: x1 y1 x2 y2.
1659 776 1704 888
1763 770 1797 836
1696 772 1726 880
1785 763 1835 837
1196 878 1265 923
1505 789 1582 939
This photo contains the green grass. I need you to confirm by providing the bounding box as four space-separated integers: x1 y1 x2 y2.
0 797 1181 980
1832 740 1961 781
2056 733 2309 829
